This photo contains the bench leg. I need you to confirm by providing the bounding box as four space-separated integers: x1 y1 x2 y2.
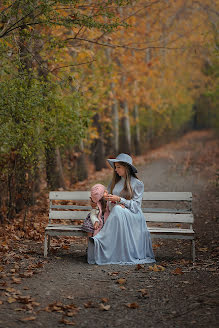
48 235 51 252
44 234 48 257
191 239 196 264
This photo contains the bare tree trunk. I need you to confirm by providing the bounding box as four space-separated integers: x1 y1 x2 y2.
33 35 66 190
71 141 88 183
45 145 66 190
133 103 141 155
118 7 131 154
105 45 119 155
131 71 141 155
111 82 119 154
120 99 131 154
91 112 106 171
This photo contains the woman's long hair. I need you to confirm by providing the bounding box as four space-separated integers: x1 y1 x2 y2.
110 162 138 200
100 197 107 213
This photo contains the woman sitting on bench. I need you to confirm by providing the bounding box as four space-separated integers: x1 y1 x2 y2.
87 153 155 265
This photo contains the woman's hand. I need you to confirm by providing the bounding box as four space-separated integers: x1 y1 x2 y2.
93 221 99 230
104 194 121 203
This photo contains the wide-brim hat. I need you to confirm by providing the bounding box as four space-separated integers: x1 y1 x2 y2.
107 153 137 173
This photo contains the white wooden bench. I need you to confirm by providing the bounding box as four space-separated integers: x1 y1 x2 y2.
44 191 195 262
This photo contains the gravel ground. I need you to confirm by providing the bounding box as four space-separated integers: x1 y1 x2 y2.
0 131 218 328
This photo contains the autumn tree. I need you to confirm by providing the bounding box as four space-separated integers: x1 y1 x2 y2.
0 0 132 218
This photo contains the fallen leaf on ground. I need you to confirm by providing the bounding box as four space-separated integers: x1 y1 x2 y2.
182 281 190 284
137 288 148 296
99 303 110 311
198 248 208 252
6 287 16 293
108 272 119 276
101 298 109 303
149 264 165 272
116 278 126 285
84 301 96 308
0 300 3 305
152 244 161 249
66 311 78 317
59 318 75 326
11 277 22 284
135 264 144 270
17 295 34 304
20 316 36 321
119 286 126 290
32 301 40 307
7 297 17 303
20 271 34 278
125 302 139 309
172 267 184 275
62 245 70 250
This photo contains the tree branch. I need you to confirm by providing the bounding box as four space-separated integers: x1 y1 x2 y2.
50 60 96 72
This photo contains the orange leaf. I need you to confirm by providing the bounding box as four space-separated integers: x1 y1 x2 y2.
137 288 148 296
11 277 22 284
59 318 75 326
20 316 36 322
84 301 96 308
116 278 126 285
125 302 139 309
7 297 17 303
149 264 165 272
135 264 144 270
99 304 110 311
108 271 119 276
172 267 184 275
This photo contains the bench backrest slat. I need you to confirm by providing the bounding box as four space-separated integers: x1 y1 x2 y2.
51 205 91 210
142 192 192 201
50 191 90 200
49 191 192 202
49 210 90 220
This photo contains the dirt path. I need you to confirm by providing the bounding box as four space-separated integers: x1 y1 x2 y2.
0 130 218 328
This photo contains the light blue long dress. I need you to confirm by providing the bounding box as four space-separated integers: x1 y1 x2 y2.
87 176 155 265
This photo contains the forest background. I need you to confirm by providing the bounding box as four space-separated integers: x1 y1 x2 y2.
0 0 218 222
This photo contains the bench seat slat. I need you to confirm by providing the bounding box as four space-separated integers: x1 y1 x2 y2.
144 213 194 223
150 234 194 240
148 227 194 234
142 208 191 214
